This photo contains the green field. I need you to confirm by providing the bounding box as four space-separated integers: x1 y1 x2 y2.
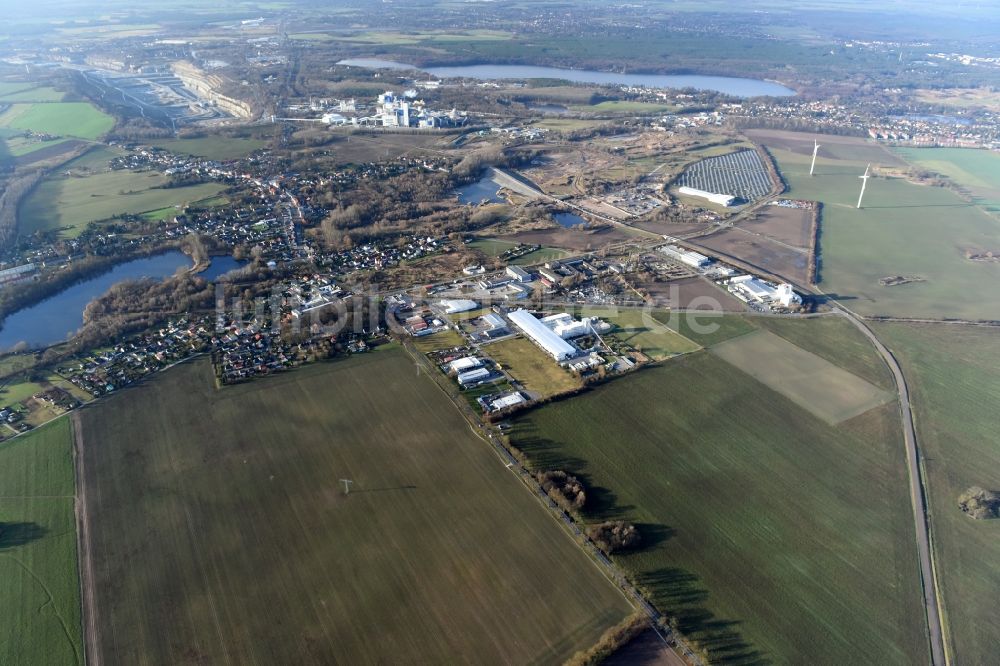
510 246 573 265
485 337 582 397
655 311 757 348
0 85 66 103
0 102 113 140
711 328 893 424
0 419 83 666
78 349 631 663
410 328 464 352
895 147 1000 204
20 150 227 236
872 323 1000 664
570 101 675 114
468 238 570 264
764 139 1000 319
510 351 927 664
148 136 268 161
752 315 895 390
604 308 701 360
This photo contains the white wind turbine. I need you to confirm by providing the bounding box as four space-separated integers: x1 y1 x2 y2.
857 163 871 209
810 139 820 176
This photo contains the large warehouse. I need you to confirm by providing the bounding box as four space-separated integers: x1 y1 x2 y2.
508 309 577 361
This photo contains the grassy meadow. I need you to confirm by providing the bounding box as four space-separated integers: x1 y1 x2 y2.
0 102 113 140
148 136 268 161
604 308 701 360
510 350 927 664
761 136 1000 319
872 323 1000 664
19 148 226 236
78 349 631 664
0 419 83 666
711 329 893 424
894 147 1000 204
485 337 582 398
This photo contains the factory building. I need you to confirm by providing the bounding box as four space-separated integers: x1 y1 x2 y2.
677 186 736 207
540 313 592 339
728 275 801 307
660 245 711 268
508 310 577 361
505 265 532 282
448 356 482 373
457 367 491 386
439 299 478 314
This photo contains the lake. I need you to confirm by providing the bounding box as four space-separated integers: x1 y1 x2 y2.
0 251 243 351
338 59 795 97
553 212 587 228
456 175 505 204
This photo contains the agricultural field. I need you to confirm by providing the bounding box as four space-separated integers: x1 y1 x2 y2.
0 84 66 103
871 323 1000 665
148 136 268 161
894 147 1000 204
510 350 927 664
913 88 1000 113
697 227 811 284
738 204 814 248
656 310 756 347
0 102 113 140
19 149 227 237
410 328 464 352
603 308 701 360
753 314 894 390
0 419 83 666
748 129 905 167
467 237 570 265
569 101 675 114
485 337 582 398
77 349 632 664
757 131 1000 319
710 328 893 424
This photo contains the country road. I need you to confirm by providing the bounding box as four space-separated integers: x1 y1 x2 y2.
839 308 948 666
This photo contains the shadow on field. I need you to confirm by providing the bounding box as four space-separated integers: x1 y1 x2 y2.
633 522 675 549
864 202 977 209
351 485 418 494
637 567 770 665
0 521 47 550
810 293 858 305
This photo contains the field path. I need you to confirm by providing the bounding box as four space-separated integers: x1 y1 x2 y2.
71 411 102 666
839 309 948 666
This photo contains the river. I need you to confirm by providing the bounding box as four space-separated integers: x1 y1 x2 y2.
0 252 245 351
337 59 795 97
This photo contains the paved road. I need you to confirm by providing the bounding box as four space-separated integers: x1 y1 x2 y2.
839 309 948 666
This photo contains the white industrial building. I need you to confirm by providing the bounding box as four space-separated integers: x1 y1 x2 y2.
457 367 491 386
677 186 736 207
448 356 482 373
728 275 801 307
660 245 711 268
508 309 577 361
439 299 478 314
506 265 532 282
484 391 526 411
540 313 592 339
358 91 468 129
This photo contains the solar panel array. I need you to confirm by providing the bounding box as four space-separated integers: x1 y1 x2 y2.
677 149 773 202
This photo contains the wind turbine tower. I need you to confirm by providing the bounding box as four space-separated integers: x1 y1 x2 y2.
857 164 871 209
810 139 820 176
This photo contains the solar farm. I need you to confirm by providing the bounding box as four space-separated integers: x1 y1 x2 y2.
676 149 773 202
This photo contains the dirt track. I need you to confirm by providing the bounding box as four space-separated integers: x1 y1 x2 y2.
839 309 948 666
71 412 101 666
